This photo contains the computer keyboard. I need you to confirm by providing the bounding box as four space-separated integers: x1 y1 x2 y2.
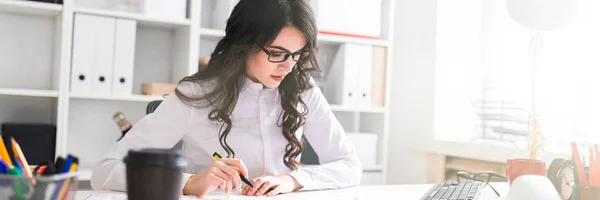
420 180 483 200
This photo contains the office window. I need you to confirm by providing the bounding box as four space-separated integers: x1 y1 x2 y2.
434 0 600 153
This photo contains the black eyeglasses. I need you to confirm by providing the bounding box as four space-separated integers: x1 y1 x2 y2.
256 44 307 63
456 171 507 197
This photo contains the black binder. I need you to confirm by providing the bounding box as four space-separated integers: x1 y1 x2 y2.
1 123 56 166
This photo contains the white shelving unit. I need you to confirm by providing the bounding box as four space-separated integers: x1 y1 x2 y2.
0 0 62 16
0 0 394 185
0 88 59 98
73 7 191 28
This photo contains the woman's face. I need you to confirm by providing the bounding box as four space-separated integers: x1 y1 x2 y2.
246 26 307 89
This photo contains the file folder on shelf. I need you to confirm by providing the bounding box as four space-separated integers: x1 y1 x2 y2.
111 19 137 96
323 44 374 107
90 16 116 95
323 44 359 106
70 14 95 94
355 45 373 107
71 14 117 95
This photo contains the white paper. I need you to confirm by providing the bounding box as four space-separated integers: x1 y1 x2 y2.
86 189 356 200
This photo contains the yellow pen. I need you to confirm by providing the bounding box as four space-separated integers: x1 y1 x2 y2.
213 152 253 188
0 137 13 167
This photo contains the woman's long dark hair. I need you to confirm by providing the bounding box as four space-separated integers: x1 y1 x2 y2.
175 0 320 170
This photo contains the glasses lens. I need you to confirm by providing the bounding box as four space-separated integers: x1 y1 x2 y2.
291 54 299 61
474 173 492 183
269 53 288 62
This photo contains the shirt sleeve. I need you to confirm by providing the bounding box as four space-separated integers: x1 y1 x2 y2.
288 86 363 191
90 82 197 193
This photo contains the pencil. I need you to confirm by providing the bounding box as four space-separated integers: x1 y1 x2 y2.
10 138 34 185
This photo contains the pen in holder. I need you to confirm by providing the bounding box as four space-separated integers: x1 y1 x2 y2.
0 172 79 200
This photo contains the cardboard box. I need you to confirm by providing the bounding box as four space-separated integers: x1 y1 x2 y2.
141 83 177 96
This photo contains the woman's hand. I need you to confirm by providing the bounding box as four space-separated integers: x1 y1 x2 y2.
182 158 249 197
242 174 302 197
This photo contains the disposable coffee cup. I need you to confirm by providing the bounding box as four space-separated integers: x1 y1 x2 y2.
124 148 187 200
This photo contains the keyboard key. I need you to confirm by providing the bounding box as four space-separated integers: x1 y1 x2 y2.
468 192 475 199
458 186 470 199
433 187 447 200
449 185 463 200
422 187 440 199
441 186 456 199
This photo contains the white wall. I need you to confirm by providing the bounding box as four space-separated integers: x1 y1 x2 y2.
386 0 438 184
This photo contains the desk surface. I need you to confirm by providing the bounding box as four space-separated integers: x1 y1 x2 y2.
74 183 508 200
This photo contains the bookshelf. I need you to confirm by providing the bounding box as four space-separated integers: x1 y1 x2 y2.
0 88 59 98
0 0 395 186
0 0 62 16
73 7 191 28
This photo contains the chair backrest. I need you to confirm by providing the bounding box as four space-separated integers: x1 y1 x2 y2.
144 99 320 165
146 100 163 114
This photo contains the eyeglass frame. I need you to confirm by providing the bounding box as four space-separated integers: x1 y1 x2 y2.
456 171 507 197
256 43 309 63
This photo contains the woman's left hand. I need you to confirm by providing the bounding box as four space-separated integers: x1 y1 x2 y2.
242 174 302 197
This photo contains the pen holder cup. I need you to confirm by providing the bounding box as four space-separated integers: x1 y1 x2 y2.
0 172 79 200
573 186 600 200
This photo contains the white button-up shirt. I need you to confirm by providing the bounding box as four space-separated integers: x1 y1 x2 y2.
90 77 362 192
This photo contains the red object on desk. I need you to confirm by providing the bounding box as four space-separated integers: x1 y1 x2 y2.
571 142 589 187
589 148 595 187
506 158 546 186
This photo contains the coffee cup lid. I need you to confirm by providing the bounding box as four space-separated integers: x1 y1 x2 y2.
124 148 186 168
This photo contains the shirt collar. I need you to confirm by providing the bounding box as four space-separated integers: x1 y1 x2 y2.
243 76 266 93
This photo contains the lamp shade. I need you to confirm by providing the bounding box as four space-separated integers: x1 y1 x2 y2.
507 0 578 31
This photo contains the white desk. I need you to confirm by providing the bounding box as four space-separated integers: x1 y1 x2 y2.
74 183 508 200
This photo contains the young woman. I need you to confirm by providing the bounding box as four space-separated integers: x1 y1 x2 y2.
91 0 362 197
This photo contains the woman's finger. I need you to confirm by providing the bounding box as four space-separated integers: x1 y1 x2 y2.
226 178 233 194
265 186 280 197
213 161 240 178
208 167 229 180
219 158 250 177
242 185 252 195
218 178 227 190
207 173 226 191
247 177 263 195
254 180 274 196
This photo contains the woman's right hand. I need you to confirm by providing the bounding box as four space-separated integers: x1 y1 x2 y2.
182 158 249 197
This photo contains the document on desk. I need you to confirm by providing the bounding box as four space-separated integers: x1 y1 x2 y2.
86 190 356 200
86 193 227 200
